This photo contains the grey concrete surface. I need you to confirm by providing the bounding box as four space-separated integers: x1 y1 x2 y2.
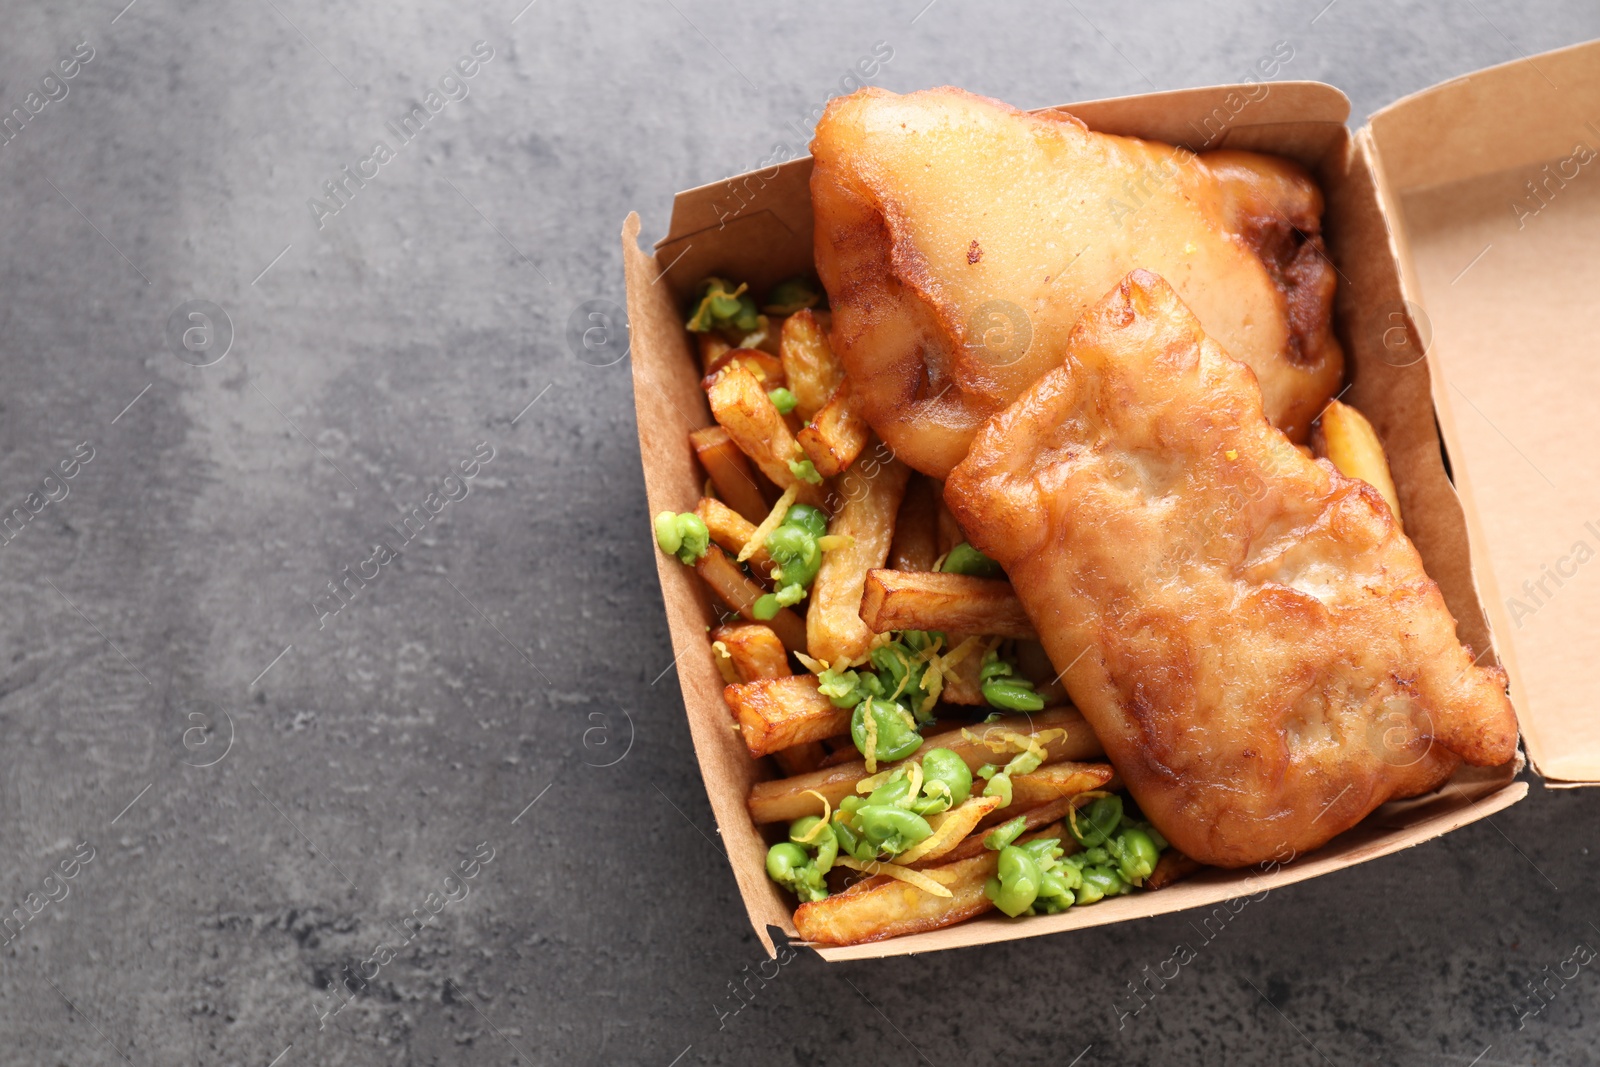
1 1 1597 1064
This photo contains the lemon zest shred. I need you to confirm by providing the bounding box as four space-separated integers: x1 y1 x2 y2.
900 761 924 808
834 855 953 898
816 534 855 551
894 796 992 865
739 484 799 563
856 767 896 794
794 651 828 675
795 791 833 839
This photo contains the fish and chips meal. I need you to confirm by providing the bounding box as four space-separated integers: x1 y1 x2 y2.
649 87 1519 946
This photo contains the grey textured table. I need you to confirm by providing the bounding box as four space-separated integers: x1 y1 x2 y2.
2 1 1598 1064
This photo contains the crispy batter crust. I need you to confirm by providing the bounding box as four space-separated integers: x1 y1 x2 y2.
945 270 1517 868
811 86 1343 478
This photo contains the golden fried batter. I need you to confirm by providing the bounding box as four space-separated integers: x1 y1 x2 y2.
945 270 1517 868
812 86 1342 478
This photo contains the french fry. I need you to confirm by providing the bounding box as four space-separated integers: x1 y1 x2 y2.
706 364 826 507
795 821 1066 946
696 498 773 577
889 475 940 572
695 547 807 653
773 743 826 776
859 569 1037 640
697 333 731 374
797 380 870 478
1311 398 1404 530
746 708 1103 824
807 456 911 665
689 426 771 524
710 622 791 682
796 849 999 946
701 348 785 392
724 675 852 758
1146 850 1206 890
778 308 843 420
997 761 1118 815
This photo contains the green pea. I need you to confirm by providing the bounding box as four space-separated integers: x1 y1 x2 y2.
752 593 781 620
1111 827 1161 884
786 504 828 539
653 511 709 565
766 841 808 883
865 774 914 809
941 542 1004 578
984 816 1027 851
768 387 798 415
830 816 865 859
686 277 759 335
1075 865 1130 905
1034 869 1076 913
851 698 922 763
982 771 1013 808
855 804 932 855
1017 837 1064 868
766 522 822 590
817 667 869 709
983 677 1045 712
988 845 1042 917
653 512 682 555
764 277 824 315
1071 795 1124 849
920 748 972 808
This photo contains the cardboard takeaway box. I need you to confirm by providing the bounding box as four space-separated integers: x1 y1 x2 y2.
621 38 1600 961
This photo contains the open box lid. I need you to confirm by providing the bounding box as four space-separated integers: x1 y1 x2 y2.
1364 38 1600 786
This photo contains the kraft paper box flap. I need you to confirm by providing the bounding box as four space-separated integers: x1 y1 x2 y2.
626 76 1530 960
1366 39 1600 784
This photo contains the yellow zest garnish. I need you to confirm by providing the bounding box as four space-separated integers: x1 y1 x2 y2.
887 647 913 701
938 635 984 672
796 791 833 839
794 651 828 675
1225 449 1238 461
710 641 739 684
863 707 879 773
899 761 924 808
834 855 953 898
856 767 896 794
894 798 987 865
739 484 799 563
816 534 855 551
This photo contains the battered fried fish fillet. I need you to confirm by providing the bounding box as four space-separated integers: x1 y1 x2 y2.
944 270 1518 868
812 86 1343 478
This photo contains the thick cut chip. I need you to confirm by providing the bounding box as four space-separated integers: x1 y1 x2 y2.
797 380 870 478
689 426 771 524
858 569 1036 640
811 86 1343 477
711 621 791 682
945 270 1517 868
725 675 852 758
806 454 910 665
